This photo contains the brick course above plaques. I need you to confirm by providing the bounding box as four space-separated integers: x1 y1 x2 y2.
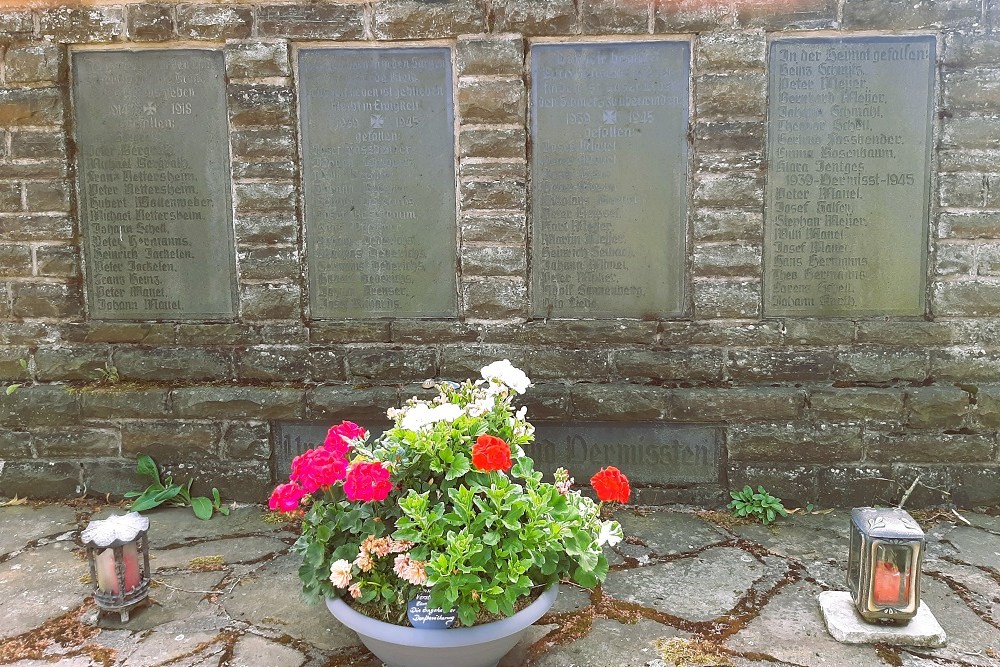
73 49 237 320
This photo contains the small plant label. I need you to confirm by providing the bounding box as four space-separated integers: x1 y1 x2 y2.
406 593 457 629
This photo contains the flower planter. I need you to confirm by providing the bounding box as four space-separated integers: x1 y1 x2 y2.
326 584 559 667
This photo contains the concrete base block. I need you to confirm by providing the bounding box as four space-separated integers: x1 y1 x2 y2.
818 591 946 647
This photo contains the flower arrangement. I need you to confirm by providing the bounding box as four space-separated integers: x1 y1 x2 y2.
269 360 629 627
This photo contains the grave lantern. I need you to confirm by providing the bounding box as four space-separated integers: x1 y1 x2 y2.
847 507 924 623
82 512 151 621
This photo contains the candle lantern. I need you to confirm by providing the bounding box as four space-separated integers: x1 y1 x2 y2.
847 507 924 623
82 512 151 622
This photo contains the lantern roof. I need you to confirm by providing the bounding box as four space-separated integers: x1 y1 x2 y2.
81 511 150 548
851 507 924 540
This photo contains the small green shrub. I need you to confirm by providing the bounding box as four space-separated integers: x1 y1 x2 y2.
125 454 229 520
727 485 788 525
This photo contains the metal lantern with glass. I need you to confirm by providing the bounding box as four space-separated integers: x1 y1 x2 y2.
847 507 924 623
81 512 151 622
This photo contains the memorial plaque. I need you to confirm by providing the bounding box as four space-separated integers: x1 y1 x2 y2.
530 41 690 319
298 47 457 319
764 36 935 317
274 421 720 486
73 49 236 320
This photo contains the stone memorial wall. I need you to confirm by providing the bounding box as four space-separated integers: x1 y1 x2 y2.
1 0 999 508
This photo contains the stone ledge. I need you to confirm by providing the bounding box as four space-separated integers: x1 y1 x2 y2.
818 590 946 648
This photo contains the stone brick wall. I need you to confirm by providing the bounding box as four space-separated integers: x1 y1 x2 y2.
1 0 999 507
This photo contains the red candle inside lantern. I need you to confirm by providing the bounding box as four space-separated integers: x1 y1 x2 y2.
873 560 906 606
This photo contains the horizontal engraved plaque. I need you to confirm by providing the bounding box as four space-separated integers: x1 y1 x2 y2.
73 49 236 320
299 47 457 319
274 421 720 486
530 41 690 319
764 36 935 317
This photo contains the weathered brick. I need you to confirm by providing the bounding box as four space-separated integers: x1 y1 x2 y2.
35 243 77 277
938 211 1000 238
461 178 526 210
0 11 34 37
10 131 66 160
460 126 525 159
307 385 400 423
175 324 257 346
25 181 70 212
842 0 979 30
581 0 649 33
228 84 293 127
816 464 895 508
0 159 67 180
945 69 1000 113
39 6 125 43
112 347 232 383
483 320 657 346
310 321 391 344
0 88 63 126
172 386 303 419
374 0 484 39
256 4 365 39
234 181 295 211
729 423 862 463
239 283 301 320
260 323 309 343
494 0 578 35
233 128 295 163
61 322 175 345
0 214 71 242
461 211 526 244
978 242 1000 276
933 280 1000 316
736 0 836 29
438 344 520 378
0 244 31 276
693 243 761 277
460 159 525 180
11 282 82 318
390 321 480 345
0 385 79 427
939 148 1000 172
0 183 20 213
462 276 527 320
951 465 1000 506
235 156 295 180
939 171 985 207
520 383 573 420
345 348 436 383
238 245 297 282
81 389 170 419
942 113 1000 148
222 421 270 461
225 40 290 79
176 5 252 40
782 320 856 345
0 346 29 381
693 173 762 207
126 4 175 41
35 345 110 382
695 72 767 117
936 242 975 276
0 461 82 498
0 323 49 346
931 348 1000 384
855 322 953 347
943 33 1000 67
458 78 525 124
234 211 297 245
906 386 970 428
833 349 929 383
570 384 670 420
34 428 120 457
121 421 219 458
728 348 836 382
5 44 63 83
0 429 31 459
671 387 805 421
457 34 523 77
310 348 346 382
236 345 310 382
614 348 724 383
697 32 766 70
692 279 760 319
656 0 735 31
809 387 905 422
866 432 994 463
462 244 525 277
695 150 763 173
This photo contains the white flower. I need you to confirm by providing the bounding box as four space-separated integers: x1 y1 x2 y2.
330 559 353 588
400 402 462 431
596 521 624 547
480 360 531 394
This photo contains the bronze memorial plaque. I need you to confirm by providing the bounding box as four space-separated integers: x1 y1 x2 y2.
298 46 457 319
764 36 936 317
530 41 690 319
73 49 236 320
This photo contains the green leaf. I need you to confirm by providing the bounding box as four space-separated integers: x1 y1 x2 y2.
135 454 161 485
5 384 21 395
191 496 213 520
445 453 470 481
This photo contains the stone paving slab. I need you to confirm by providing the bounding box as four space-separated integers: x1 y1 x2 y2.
0 503 998 666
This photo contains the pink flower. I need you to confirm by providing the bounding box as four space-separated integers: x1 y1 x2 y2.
268 482 307 512
330 559 352 588
343 461 392 502
354 550 374 573
361 535 392 558
393 553 428 586
291 447 348 494
348 582 362 599
324 421 367 457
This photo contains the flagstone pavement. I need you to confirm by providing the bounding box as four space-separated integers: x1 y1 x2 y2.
1 502 997 666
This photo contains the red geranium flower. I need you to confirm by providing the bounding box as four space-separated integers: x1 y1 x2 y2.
269 482 307 513
472 434 513 472
590 466 630 504
344 461 393 502
290 447 348 494
324 421 367 458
